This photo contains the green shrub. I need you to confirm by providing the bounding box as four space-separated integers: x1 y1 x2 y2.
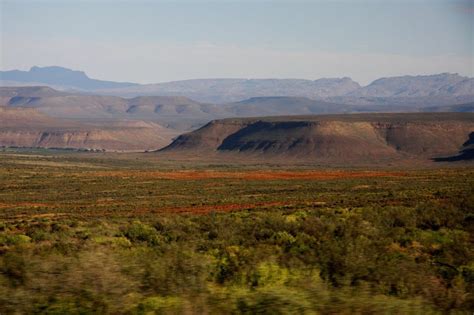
122 221 165 246
134 296 183 314
0 233 31 246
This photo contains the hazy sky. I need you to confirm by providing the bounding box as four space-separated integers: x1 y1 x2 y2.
1 0 473 84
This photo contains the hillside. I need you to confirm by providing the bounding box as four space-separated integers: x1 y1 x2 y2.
0 107 177 151
224 97 353 116
0 88 219 129
0 87 367 130
422 102 474 113
433 132 474 161
327 95 474 108
3 86 472 133
348 73 474 97
97 77 361 103
100 74 473 103
161 113 474 163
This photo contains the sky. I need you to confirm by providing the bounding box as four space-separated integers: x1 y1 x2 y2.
1 0 473 85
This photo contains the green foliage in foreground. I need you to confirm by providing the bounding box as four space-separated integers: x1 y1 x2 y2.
0 152 473 314
1 194 473 314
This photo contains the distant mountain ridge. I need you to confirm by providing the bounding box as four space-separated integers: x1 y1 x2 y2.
349 73 474 97
100 74 473 103
96 77 362 103
1 66 472 103
0 66 138 90
1 86 473 132
1 85 473 154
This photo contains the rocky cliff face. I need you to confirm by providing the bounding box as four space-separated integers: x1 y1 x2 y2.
161 113 474 162
0 108 177 151
0 128 171 151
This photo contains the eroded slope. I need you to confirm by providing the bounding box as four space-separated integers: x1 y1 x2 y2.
0 108 177 151
161 113 474 162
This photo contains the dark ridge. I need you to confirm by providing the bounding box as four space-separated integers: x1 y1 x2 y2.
433 149 474 162
218 121 313 151
433 132 474 162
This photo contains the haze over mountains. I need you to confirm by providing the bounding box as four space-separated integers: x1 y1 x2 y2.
348 73 473 97
0 66 138 91
97 78 362 103
1 66 472 103
1 66 473 156
2 86 473 133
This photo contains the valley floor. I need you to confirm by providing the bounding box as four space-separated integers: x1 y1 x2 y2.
0 150 473 314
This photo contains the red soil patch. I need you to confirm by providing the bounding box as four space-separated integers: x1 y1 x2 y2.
70 201 294 217
4 212 66 221
0 202 51 209
1 201 327 220
130 200 327 216
155 201 291 215
88 170 407 181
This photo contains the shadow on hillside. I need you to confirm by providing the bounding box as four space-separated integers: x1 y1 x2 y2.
433 132 474 162
433 149 474 162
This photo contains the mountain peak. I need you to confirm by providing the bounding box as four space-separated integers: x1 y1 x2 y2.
1 66 137 90
28 66 90 80
349 73 473 97
29 65 88 77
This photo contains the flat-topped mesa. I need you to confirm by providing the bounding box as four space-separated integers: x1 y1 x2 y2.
0 66 138 90
160 113 474 162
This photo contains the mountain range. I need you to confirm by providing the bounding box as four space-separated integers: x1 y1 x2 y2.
2 86 472 133
1 67 473 155
1 66 472 103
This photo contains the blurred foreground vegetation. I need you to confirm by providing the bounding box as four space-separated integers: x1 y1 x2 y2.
0 151 473 314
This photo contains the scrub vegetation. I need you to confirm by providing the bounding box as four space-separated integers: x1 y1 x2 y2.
0 150 473 314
